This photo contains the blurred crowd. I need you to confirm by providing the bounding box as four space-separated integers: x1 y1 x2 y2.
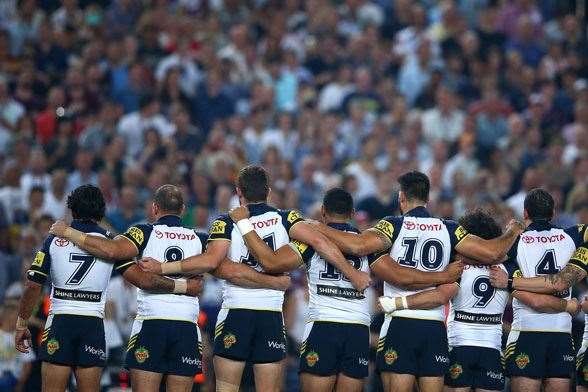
1 0 588 390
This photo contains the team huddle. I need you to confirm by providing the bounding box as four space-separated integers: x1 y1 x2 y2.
12 165 588 392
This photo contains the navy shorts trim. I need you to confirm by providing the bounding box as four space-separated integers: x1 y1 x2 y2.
444 346 504 390
376 317 449 377
299 321 369 379
125 319 202 377
39 314 106 368
213 308 286 364
505 331 574 379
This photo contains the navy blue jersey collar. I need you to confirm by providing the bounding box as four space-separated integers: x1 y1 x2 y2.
247 202 275 215
327 222 352 231
71 219 103 234
526 219 555 232
154 215 182 227
404 206 431 218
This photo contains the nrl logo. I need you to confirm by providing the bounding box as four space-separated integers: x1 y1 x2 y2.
515 353 530 369
449 363 463 379
47 338 60 355
306 351 319 367
135 347 150 364
223 333 237 349
384 349 398 365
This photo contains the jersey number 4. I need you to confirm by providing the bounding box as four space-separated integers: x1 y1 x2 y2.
241 234 275 267
535 249 559 275
66 254 96 285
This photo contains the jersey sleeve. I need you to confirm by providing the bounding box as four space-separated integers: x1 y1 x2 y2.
367 250 388 267
564 224 588 248
27 235 53 284
369 216 402 249
113 259 135 274
279 209 305 234
503 259 522 279
195 231 209 250
207 215 233 241
568 241 588 275
444 220 470 249
288 239 315 266
121 223 152 256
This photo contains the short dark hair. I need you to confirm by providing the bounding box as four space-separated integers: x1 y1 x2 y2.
153 184 184 214
67 185 106 221
237 165 269 202
458 209 502 240
323 187 354 217
398 171 430 202
524 188 554 221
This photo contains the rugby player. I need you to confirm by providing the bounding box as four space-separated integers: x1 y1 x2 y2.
312 171 523 392
380 209 580 392
49 184 289 392
15 185 203 392
140 166 371 392
487 189 588 392
226 187 463 392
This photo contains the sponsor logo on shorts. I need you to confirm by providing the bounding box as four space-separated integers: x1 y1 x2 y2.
223 333 237 349
306 351 319 367
449 363 462 379
384 349 398 365
85 345 106 359
267 340 286 351
583 365 588 380
135 347 150 363
515 353 530 369
435 355 449 363
486 370 503 380
563 355 574 362
47 338 59 355
181 356 202 366
358 357 369 366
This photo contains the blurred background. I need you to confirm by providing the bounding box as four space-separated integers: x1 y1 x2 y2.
0 0 587 390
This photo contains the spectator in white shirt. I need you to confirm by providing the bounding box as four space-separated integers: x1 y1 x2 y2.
0 76 24 154
42 169 67 220
422 85 465 144
20 149 51 203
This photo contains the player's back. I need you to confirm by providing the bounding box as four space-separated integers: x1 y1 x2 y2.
126 215 207 322
301 222 371 326
378 207 466 321
208 203 303 311
448 264 509 350
511 222 583 332
33 220 117 318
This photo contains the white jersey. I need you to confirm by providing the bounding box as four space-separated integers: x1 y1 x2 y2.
27 220 133 318
292 222 371 325
510 222 586 332
208 203 304 311
371 207 468 321
447 264 509 350
122 215 206 322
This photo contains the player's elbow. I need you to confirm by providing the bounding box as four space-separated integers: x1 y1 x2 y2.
24 279 42 292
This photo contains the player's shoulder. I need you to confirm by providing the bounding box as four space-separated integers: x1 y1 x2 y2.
563 223 588 247
208 214 234 239
277 208 303 223
71 220 112 238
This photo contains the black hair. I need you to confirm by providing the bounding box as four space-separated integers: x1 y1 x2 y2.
458 209 503 240
398 171 430 203
67 184 106 221
139 94 156 110
153 184 184 214
237 165 269 203
323 187 354 217
524 188 554 221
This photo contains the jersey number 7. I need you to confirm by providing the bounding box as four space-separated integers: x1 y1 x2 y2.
66 253 96 285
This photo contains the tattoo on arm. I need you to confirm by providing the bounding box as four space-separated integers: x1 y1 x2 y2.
544 265 584 290
369 229 392 252
149 275 175 293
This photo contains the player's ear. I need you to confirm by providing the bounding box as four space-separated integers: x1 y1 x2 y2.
180 204 186 216
151 202 158 216
523 209 529 220
267 187 272 202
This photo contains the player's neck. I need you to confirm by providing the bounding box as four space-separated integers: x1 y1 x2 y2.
153 212 180 221
323 214 349 224
401 202 426 214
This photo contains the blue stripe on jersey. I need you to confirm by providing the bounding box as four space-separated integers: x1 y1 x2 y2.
154 215 183 227
71 219 109 236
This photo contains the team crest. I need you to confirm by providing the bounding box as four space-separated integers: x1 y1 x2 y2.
384 349 398 365
223 333 237 349
449 363 463 379
515 353 530 369
47 338 59 355
583 365 588 380
134 347 150 363
306 351 319 367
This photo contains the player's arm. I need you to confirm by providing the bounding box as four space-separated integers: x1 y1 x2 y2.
490 244 588 293
49 220 138 260
228 206 304 273
211 258 291 291
16 245 51 353
120 263 203 296
454 219 525 264
370 254 464 290
512 291 580 314
313 220 392 256
379 283 459 312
